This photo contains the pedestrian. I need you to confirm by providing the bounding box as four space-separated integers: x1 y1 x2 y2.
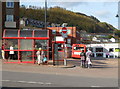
80 50 86 68
86 48 92 68
42 55 48 64
36 48 43 65
9 45 14 60
1 43 5 60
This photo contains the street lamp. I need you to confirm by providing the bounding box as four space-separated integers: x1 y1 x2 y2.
45 0 47 30
116 14 119 18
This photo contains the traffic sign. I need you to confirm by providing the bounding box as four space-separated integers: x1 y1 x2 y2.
61 27 67 38
62 27 67 34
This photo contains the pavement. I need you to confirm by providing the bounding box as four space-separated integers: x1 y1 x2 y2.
1 58 118 79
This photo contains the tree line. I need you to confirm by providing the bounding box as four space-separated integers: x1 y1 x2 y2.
20 6 117 34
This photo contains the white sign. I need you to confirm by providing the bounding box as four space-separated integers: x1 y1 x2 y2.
55 36 64 41
74 52 81 55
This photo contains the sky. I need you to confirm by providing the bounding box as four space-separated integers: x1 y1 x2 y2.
20 1 118 29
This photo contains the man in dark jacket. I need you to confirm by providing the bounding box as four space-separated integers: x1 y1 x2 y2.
80 50 86 68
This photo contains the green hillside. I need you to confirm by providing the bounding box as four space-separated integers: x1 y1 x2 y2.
20 6 116 33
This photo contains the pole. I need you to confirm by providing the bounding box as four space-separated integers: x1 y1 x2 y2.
64 38 67 66
45 0 47 30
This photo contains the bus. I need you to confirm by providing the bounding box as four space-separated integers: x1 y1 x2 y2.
71 44 86 58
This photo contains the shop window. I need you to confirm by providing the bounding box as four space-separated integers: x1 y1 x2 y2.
95 48 103 52
109 48 114 52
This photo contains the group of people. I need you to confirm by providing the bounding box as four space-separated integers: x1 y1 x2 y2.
1 44 92 68
36 48 47 65
80 49 92 68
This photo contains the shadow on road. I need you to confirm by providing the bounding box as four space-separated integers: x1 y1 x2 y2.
67 58 117 69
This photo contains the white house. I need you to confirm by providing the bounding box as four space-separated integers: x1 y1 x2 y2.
110 38 116 42
92 36 101 42
87 43 120 58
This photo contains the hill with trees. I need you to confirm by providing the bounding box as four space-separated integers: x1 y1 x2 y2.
20 6 117 33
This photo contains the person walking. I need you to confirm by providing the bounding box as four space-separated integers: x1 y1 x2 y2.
36 48 43 65
1 44 5 60
80 50 86 68
9 45 14 60
86 48 92 68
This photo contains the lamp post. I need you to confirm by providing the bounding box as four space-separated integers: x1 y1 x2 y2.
45 0 47 30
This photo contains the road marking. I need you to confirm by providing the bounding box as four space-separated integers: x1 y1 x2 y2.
2 80 10 82
91 86 101 87
2 80 52 85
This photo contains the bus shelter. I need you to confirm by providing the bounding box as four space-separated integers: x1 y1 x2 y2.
2 29 50 64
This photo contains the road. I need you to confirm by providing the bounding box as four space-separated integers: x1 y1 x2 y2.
2 71 118 87
1 58 119 88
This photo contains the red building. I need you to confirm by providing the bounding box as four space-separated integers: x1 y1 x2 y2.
48 27 80 47
48 27 80 59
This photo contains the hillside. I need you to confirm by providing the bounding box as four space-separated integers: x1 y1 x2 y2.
20 6 116 33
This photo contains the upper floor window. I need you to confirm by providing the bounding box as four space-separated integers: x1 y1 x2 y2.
6 2 14 8
6 15 14 22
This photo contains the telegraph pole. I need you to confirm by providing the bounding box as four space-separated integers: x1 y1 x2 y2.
45 0 47 30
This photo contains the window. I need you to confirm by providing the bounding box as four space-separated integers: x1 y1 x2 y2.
67 39 71 44
95 48 103 52
6 2 14 8
52 30 56 34
67 29 71 34
109 48 114 52
109 55 114 58
74 47 84 51
115 48 120 52
6 15 14 21
96 53 103 57
58 44 63 51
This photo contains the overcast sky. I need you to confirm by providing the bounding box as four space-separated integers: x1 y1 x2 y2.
20 1 118 29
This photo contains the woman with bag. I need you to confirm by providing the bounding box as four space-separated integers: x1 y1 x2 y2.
36 48 43 65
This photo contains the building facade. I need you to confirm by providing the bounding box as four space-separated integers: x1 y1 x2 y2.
48 27 80 47
87 43 120 58
0 0 19 38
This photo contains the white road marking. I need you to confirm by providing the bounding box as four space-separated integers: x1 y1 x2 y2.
2 80 52 85
91 86 101 87
17 81 28 83
2 80 10 82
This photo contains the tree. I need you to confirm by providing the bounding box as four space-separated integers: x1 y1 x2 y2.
19 6 116 33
